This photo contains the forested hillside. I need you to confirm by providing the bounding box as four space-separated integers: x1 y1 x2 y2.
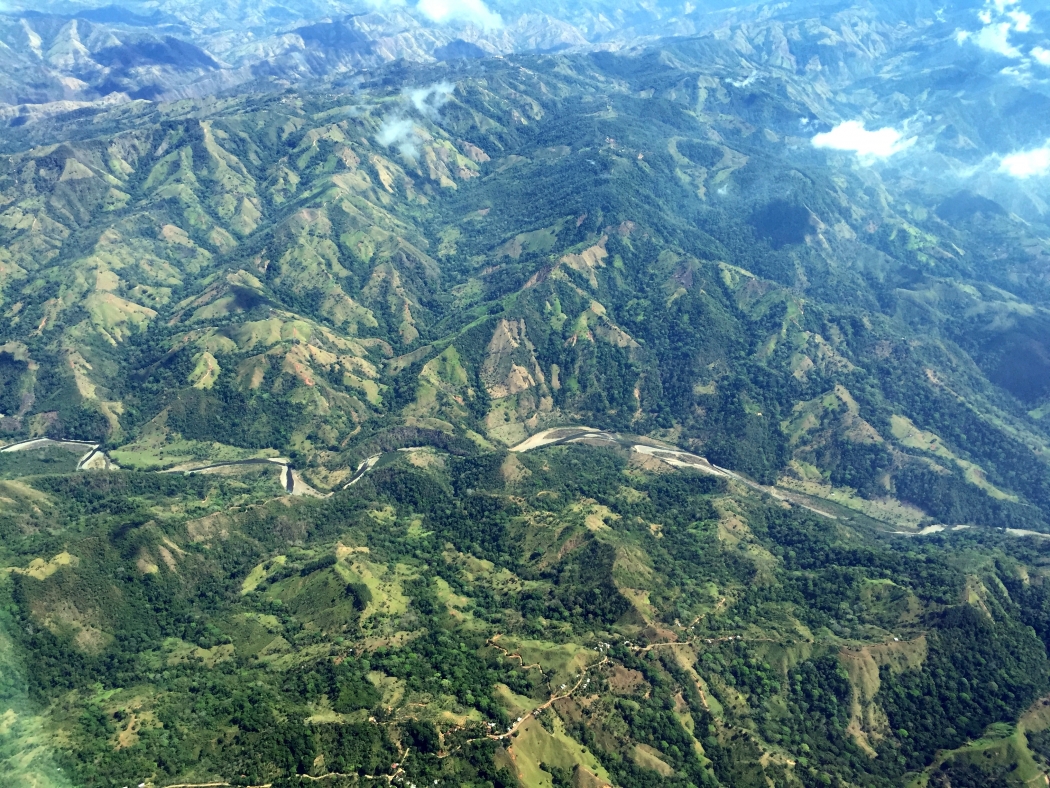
3 44 1050 514
3 12 1050 788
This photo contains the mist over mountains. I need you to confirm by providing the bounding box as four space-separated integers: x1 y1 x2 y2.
1 0 1049 221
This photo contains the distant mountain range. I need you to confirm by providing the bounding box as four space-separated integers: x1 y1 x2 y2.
2 1 1048 218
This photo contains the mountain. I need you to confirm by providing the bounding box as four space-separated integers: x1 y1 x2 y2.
0 1 1005 103
3 20 1050 490
3 1 1050 787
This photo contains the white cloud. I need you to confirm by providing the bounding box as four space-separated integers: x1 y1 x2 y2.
416 0 502 29
959 0 1038 60
376 81 457 158
974 22 1023 57
1007 9 1031 31
404 81 454 119
1032 47 1050 66
1000 144 1050 177
376 116 420 158
811 120 915 159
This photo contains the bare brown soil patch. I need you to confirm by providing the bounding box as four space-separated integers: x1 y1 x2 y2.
606 665 647 695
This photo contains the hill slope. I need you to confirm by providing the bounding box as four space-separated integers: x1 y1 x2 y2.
2 43 1050 522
